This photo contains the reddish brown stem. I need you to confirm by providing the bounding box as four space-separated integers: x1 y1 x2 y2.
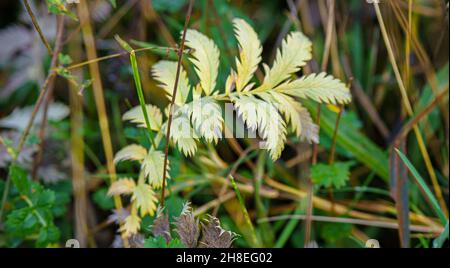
31 15 65 180
160 0 195 208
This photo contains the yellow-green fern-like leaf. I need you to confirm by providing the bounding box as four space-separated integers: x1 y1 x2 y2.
122 104 162 130
261 92 301 136
189 97 223 144
184 29 220 96
121 214 141 237
141 150 168 189
264 91 319 143
296 103 319 143
233 18 262 92
168 112 198 157
114 144 147 164
257 101 287 160
152 60 190 105
259 32 312 91
107 178 136 196
132 183 158 217
232 95 287 160
276 72 351 104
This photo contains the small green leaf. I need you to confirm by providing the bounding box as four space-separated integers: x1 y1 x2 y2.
36 224 60 247
10 164 30 195
6 208 33 235
58 53 73 66
144 236 186 248
92 188 115 210
144 235 168 248
168 238 186 248
108 0 117 8
45 0 78 20
311 161 354 189
35 190 56 208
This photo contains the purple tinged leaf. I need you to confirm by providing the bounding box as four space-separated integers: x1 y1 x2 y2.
174 203 200 248
199 215 237 248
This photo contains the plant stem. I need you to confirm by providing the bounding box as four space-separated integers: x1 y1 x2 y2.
160 0 195 208
67 46 184 71
31 15 66 181
229 175 260 247
328 105 343 165
69 29 89 248
22 0 53 55
305 0 336 246
77 0 129 247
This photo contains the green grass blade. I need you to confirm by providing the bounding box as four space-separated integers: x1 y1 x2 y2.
274 204 303 248
395 149 447 225
229 175 261 247
129 51 157 149
114 35 156 149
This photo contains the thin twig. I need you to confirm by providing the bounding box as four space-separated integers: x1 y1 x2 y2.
69 27 89 248
328 105 344 165
160 0 195 208
22 0 53 55
258 214 442 234
32 15 66 181
271 0 302 61
341 56 390 140
98 0 139 38
396 87 449 141
320 0 335 72
305 0 336 248
195 192 236 217
67 46 184 70
326 103 344 215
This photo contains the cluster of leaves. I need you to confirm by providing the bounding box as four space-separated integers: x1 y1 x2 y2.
151 18 351 160
45 0 78 20
109 17 350 239
145 203 237 248
3 164 69 247
107 17 352 240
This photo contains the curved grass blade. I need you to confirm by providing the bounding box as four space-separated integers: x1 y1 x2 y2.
395 149 447 225
115 35 156 149
229 175 260 247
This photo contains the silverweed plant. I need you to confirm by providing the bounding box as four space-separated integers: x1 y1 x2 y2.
108 18 351 238
0 0 447 250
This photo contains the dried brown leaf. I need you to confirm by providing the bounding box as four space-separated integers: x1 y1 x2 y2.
199 215 236 248
174 203 200 248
